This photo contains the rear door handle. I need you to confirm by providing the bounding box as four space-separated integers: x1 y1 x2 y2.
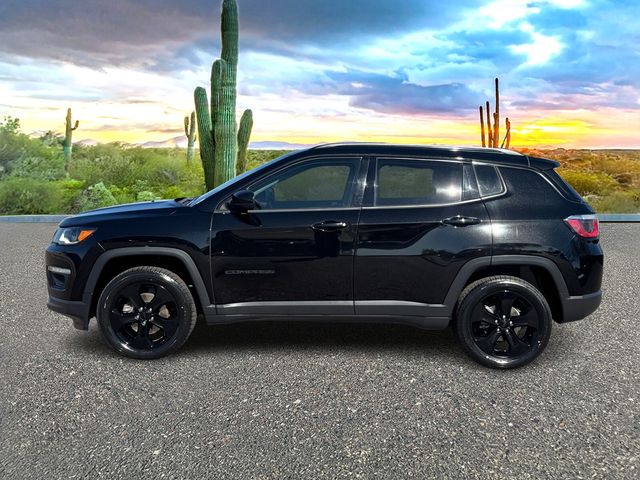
441 216 481 227
312 220 349 232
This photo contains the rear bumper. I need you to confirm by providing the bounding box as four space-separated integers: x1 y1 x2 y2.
560 290 602 323
47 295 91 330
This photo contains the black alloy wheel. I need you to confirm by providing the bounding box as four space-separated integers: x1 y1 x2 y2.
454 276 552 369
96 266 197 359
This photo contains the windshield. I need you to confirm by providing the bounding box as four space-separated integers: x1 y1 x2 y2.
189 151 300 206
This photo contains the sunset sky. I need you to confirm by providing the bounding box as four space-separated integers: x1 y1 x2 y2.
0 0 638 148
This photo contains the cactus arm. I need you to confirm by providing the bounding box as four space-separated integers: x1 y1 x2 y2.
479 106 486 147
195 86 216 189
184 115 190 138
72 120 79 131
190 111 197 142
504 117 511 149
493 78 500 149
485 101 492 147
236 109 253 175
210 60 223 124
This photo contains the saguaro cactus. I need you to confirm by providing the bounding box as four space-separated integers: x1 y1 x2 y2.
194 0 253 190
184 112 197 164
478 78 512 149
63 108 79 165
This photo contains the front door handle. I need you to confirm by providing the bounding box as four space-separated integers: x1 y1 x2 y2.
441 216 481 227
312 220 349 232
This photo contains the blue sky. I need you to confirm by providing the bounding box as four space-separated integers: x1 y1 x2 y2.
0 0 638 147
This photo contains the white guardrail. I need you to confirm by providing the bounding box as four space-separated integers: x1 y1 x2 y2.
1 214 639 223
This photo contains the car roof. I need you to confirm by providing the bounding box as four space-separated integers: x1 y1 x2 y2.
301 142 559 169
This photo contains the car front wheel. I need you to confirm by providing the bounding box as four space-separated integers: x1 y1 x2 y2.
96 266 197 359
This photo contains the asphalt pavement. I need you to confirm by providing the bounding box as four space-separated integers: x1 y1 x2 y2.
0 223 638 479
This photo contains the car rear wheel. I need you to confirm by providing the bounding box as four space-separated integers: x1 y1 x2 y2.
96 266 197 359
454 276 552 369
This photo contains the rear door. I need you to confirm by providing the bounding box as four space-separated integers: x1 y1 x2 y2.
354 157 492 316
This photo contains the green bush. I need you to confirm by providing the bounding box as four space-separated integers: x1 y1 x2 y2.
558 169 618 196
591 191 640 214
78 182 118 212
0 177 62 214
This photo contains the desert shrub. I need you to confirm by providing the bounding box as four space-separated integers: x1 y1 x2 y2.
10 152 66 181
558 170 618 196
136 191 160 202
78 182 118 212
591 191 640 214
69 144 137 187
56 179 85 213
0 177 62 214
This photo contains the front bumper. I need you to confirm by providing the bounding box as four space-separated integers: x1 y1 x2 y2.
47 295 91 330
560 290 602 323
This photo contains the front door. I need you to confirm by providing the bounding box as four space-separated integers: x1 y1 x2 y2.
211 156 365 315
355 157 492 316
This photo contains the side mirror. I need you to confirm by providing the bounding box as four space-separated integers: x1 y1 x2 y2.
227 190 257 213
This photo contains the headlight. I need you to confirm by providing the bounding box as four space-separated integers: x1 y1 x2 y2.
53 227 96 245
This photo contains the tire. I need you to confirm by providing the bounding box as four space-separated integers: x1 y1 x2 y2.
96 266 197 359
453 275 552 369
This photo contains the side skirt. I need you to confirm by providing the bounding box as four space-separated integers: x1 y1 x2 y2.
203 307 449 330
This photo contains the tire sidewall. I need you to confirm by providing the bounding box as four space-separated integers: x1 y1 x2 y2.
456 279 552 369
97 270 194 360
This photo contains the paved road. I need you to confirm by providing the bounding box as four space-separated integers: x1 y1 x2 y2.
0 223 638 479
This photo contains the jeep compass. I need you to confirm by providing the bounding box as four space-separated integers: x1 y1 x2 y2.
46 144 603 368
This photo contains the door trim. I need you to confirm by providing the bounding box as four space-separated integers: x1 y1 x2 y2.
216 300 355 315
355 300 447 316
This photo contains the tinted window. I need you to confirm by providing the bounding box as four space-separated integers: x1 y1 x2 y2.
251 158 357 210
545 169 583 202
375 159 463 206
474 165 504 197
498 167 565 208
463 164 480 201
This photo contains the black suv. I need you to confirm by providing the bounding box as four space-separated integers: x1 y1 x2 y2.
46 144 603 368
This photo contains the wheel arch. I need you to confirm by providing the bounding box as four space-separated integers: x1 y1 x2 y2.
84 247 212 318
445 255 570 323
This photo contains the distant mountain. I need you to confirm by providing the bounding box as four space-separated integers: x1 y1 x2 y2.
76 138 99 146
139 136 188 149
25 133 314 150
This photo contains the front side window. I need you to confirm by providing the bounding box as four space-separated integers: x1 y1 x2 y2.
375 159 463 206
250 158 358 210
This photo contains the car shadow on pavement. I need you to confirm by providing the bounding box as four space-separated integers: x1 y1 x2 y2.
65 318 464 362
180 319 463 359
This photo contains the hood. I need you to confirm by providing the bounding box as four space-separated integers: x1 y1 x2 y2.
60 199 185 227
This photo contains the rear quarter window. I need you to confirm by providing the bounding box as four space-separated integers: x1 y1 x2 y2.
545 169 584 202
474 164 505 197
498 167 567 208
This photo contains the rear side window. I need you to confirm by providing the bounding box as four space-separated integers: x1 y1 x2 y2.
375 159 462 206
498 167 566 208
474 164 505 197
545 169 584 202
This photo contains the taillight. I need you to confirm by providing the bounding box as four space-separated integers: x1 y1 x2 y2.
565 214 599 238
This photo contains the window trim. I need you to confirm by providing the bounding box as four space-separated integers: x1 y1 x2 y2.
215 155 365 212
